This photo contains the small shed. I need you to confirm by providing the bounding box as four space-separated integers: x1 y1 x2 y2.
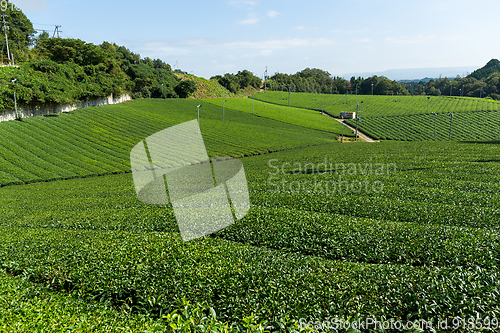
340 112 356 119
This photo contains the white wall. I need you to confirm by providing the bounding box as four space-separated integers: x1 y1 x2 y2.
0 94 132 122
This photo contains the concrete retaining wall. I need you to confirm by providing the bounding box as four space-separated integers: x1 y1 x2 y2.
0 94 132 122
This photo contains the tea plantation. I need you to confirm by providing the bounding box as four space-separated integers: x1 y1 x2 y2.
346 110 500 141
0 99 339 187
252 91 500 118
0 99 499 331
202 97 352 135
251 91 500 142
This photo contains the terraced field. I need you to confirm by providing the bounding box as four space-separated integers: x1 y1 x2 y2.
0 99 338 187
1 136 499 330
203 97 352 135
346 110 500 141
251 91 500 142
252 91 500 118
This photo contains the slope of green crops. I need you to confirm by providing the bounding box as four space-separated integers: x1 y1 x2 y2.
0 99 338 187
252 91 500 118
0 141 499 327
0 270 288 332
346 109 500 141
0 269 168 332
203 97 353 135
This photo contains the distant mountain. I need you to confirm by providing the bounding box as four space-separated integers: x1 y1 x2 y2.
398 77 436 84
340 66 479 81
469 59 500 80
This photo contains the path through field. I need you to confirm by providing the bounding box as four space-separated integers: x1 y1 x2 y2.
323 113 380 142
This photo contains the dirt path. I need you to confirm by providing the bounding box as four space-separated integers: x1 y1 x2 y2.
323 113 380 142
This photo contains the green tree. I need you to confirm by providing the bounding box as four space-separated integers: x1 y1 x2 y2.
0 4 36 63
174 80 196 98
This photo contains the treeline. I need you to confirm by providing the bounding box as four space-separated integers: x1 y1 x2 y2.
266 68 410 96
402 59 500 99
211 70 261 93
266 62 500 100
0 38 199 110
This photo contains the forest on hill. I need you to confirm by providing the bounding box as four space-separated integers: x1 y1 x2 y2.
0 3 196 109
399 59 500 99
265 63 500 100
0 5 258 111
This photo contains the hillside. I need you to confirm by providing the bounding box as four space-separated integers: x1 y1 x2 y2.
0 99 338 186
175 73 259 99
470 58 500 80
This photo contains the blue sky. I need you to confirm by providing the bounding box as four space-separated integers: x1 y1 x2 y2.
24 0 500 79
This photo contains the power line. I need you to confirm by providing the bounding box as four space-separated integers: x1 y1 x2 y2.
1 14 10 63
31 22 56 27
53 25 61 38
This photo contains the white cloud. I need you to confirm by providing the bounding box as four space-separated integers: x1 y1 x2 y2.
223 38 335 50
266 10 279 18
237 13 260 25
141 38 336 57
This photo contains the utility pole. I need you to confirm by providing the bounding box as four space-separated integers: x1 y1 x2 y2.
53 25 62 38
264 66 268 91
355 117 359 141
288 85 291 107
432 112 437 141
448 113 453 140
263 66 267 106
1 15 10 64
341 122 344 143
355 103 360 141
11 79 18 119
197 104 202 134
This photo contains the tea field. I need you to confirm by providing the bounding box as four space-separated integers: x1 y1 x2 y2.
252 91 500 118
0 99 340 187
345 109 500 141
250 91 500 142
203 97 351 135
0 112 499 332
